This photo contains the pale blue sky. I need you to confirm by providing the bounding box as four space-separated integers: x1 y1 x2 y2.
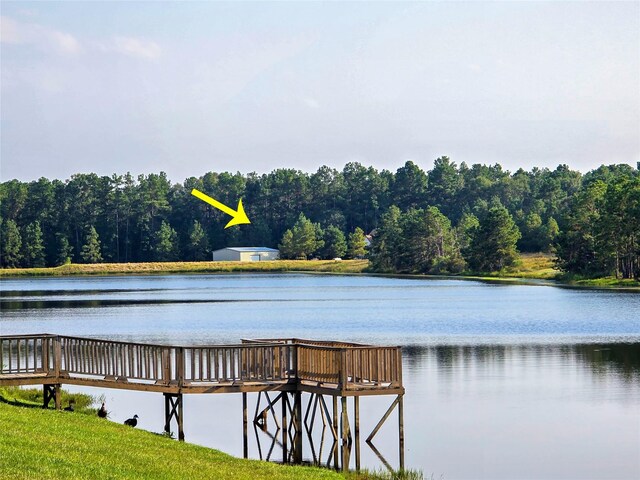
1 1 638 181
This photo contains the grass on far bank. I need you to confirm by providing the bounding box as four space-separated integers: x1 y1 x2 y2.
466 253 639 288
0 259 369 277
488 252 559 279
0 255 636 288
0 388 422 480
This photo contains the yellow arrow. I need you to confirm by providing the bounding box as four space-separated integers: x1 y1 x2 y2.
191 188 251 229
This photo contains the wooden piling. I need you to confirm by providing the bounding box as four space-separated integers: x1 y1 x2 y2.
398 394 405 471
282 392 288 463
332 395 339 469
242 392 248 458
294 391 302 463
341 395 349 471
354 396 360 471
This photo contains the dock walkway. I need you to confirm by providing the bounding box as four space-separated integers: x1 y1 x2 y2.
1 334 404 471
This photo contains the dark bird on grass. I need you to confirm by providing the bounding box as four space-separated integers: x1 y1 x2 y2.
63 400 75 412
124 414 139 427
97 402 107 418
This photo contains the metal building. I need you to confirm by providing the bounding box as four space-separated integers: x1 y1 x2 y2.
211 247 280 262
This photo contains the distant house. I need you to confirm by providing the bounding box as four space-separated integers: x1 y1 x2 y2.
364 234 373 248
211 247 280 262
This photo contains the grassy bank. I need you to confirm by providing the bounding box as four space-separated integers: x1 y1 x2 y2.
0 259 368 277
0 401 342 480
0 388 420 480
0 256 636 288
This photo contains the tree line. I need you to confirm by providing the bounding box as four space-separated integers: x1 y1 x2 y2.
0 158 638 278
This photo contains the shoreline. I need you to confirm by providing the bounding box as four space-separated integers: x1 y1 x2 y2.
0 258 637 291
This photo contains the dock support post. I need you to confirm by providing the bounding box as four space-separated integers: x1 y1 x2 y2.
164 393 170 434
294 391 302 463
178 394 184 441
354 396 360 472
282 392 288 463
164 393 184 441
341 396 349 471
242 392 248 458
43 384 61 410
398 394 404 471
332 395 339 469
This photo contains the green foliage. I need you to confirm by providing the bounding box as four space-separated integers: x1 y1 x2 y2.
320 225 347 259
427 156 463 217
399 207 464 273
80 226 103 263
455 212 479 256
0 161 637 281
467 205 521 272
369 206 464 274
153 221 179 262
278 214 324 259
188 220 209 261
55 233 73 266
1 219 22 267
23 221 46 267
368 206 402 272
347 227 367 259
555 181 607 276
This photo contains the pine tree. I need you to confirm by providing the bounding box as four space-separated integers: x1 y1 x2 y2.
1 219 23 267
397 207 464 273
188 220 209 261
368 206 402 272
278 229 296 259
80 226 103 263
278 214 324 259
153 221 178 262
347 227 367 259
319 225 347 259
55 233 73 266
467 206 521 272
23 221 46 267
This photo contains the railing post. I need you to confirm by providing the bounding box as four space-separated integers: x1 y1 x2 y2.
339 349 348 391
53 336 61 379
292 344 298 380
177 347 185 388
396 347 403 387
162 347 171 385
42 337 50 374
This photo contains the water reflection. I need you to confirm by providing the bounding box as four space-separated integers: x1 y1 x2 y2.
403 343 640 382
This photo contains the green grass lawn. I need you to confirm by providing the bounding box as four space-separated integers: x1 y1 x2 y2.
0 388 420 480
0 400 344 480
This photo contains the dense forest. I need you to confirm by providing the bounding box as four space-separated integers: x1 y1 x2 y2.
1 158 638 279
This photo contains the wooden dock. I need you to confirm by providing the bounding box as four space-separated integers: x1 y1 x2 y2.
0 334 404 471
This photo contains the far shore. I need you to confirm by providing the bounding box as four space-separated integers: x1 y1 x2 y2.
0 255 638 290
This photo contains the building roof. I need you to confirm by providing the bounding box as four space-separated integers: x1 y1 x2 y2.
213 247 279 253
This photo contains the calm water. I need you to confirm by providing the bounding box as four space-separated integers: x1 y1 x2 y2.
1 274 639 479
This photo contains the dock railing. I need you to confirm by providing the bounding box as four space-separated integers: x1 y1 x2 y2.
1 334 402 394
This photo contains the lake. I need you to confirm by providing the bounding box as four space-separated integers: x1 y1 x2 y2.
1 273 639 479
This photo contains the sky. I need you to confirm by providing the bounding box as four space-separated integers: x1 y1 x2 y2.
1 1 639 182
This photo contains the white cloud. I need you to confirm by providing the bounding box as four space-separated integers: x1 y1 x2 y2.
99 36 162 60
302 97 320 109
2 16 160 61
0 16 81 55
